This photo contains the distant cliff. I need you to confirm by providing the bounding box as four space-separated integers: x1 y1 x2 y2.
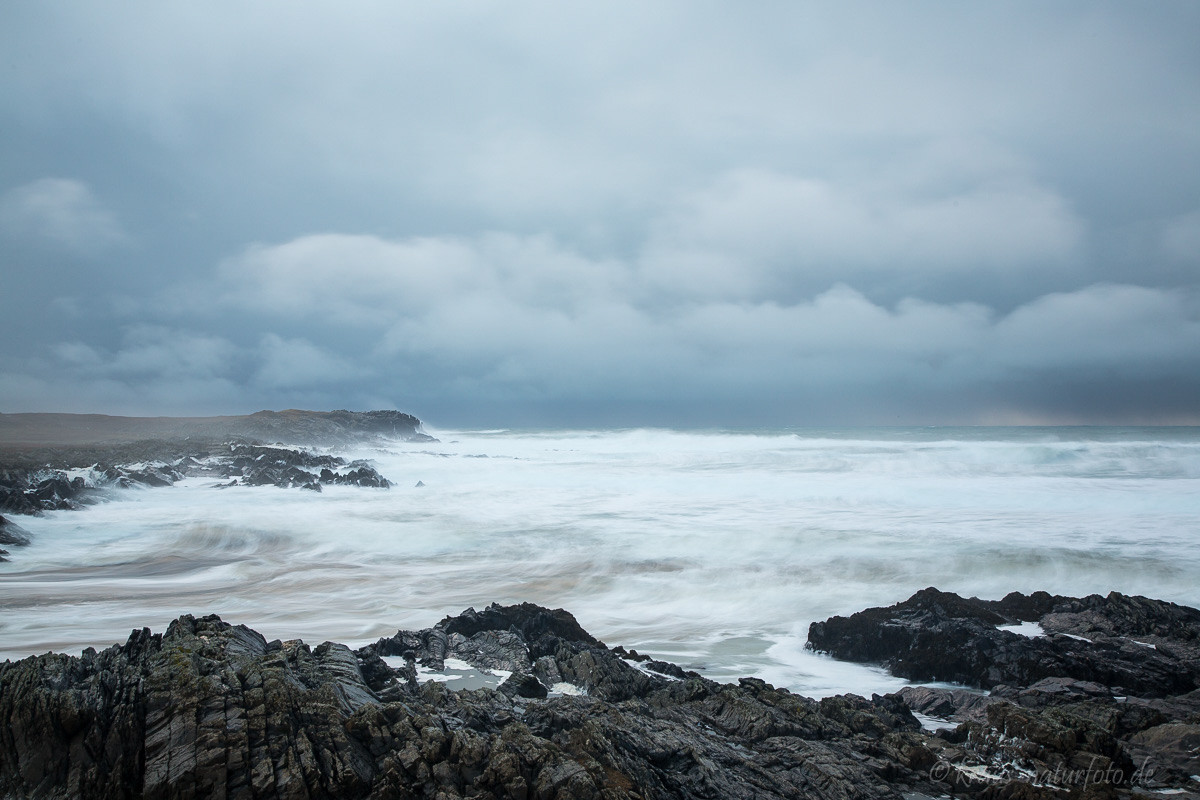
0 409 435 448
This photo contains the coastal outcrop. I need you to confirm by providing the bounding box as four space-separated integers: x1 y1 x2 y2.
0 408 431 517
807 587 1200 696
3 593 1199 798
0 443 392 518
0 470 92 514
0 604 933 800
810 588 1200 794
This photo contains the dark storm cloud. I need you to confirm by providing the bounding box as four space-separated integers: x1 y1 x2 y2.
1 2 1198 425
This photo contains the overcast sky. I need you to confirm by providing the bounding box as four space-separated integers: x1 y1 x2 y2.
2 2 1198 427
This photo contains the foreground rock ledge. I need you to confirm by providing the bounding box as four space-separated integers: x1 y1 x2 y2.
809 588 1200 795
2 594 1199 799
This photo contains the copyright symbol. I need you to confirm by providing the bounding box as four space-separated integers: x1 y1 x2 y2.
929 760 951 781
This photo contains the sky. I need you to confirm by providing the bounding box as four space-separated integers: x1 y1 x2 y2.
1 2 1198 427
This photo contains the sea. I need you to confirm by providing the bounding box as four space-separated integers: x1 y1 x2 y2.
2 426 1199 698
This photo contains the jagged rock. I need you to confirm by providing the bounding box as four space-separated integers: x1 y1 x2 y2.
226 448 395 490
0 410 421 520
0 470 93 513
498 672 548 699
336 466 391 488
374 626 451 671
34 475 85 504
812 589 1200 796
808 587 1200 697
0 487 29 514
315 463 390 487
4 595 1199 799
100 463 184 489
241 463 318 488
0 443 394 531
0 604 941 800
532 654 563 687
439 602 603 647
449 629 532 673
127 466 180 487
0 514 32 546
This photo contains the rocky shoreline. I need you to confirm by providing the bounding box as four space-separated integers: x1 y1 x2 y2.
2 590 1198 799
0 441 394 514
0 409 433 557
810 588 1200 795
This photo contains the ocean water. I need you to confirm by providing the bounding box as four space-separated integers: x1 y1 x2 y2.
2 426 1199 698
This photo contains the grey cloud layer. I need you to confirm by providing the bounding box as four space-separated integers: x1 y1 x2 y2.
1 2 1198 425
0 179 128 253
13 228 1196 425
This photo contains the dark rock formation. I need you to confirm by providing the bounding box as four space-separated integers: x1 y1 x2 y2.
222 448 391 490
497 672 548 699
0 514 32 546
1123 722 1200 788
3 594 1198 798
0 408 428 525
897 685 1001 725
438 602 603 647
333 464 391 488
0 443 393 528
1 603 944 800
808 586 1200 697
101 463 184 489
811 588 1200 796
0 469 96 514
0 513 33 561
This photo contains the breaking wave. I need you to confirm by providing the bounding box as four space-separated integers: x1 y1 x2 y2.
2 426 1198 697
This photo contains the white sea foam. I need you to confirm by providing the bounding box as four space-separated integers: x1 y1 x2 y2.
998 622 1045 638
2 426 1198 699
913 712 959 732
